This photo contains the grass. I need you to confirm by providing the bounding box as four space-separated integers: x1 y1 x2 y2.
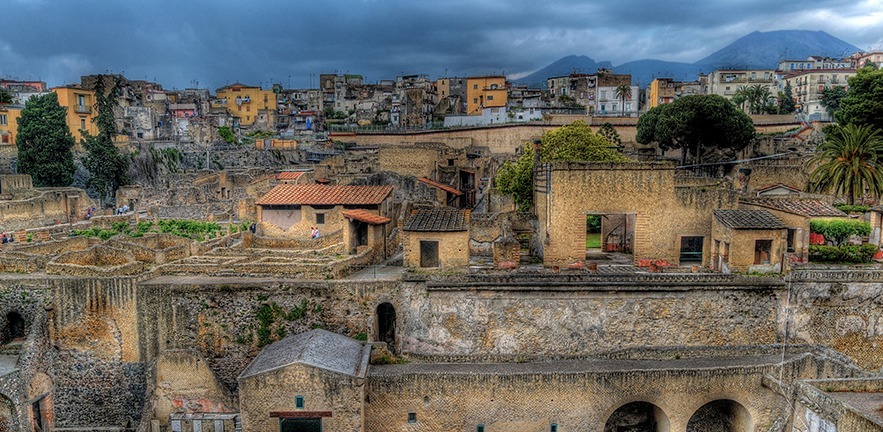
586 233 601 249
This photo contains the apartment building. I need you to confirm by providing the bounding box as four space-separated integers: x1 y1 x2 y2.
782 69 856 119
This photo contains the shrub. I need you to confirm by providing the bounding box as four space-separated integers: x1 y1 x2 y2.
809 244 878 263
833 204 869 213
810 219 871 245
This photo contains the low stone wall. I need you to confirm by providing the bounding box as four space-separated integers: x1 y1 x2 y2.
242 230 342 249
47 245 145 277
107 234 193 264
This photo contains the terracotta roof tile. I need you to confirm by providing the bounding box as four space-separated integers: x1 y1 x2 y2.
404 208 468 232
714 210 786 230
256 184 393 206
741 198 846 217
418 177 463 195
277 171 305 180
342 209 391 225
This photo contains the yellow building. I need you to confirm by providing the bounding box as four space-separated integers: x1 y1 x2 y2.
435 78 451 99
466 76 507 115
215 83 277 126
647 78 676 109
0 105 22 146
52 86 98 144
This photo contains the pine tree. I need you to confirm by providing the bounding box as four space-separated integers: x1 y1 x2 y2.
82 76 130 205
16 92 77 187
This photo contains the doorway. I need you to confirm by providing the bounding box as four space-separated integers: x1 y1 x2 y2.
679 236 704 264
377 303 396 349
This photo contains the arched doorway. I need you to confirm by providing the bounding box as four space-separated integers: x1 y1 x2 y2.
4 312 24 344
376 303 396 349
604 401 670 432
686 399 751 432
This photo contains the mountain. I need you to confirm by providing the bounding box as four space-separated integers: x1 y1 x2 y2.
515 30 862 88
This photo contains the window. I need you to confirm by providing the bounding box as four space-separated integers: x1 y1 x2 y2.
419 240 439 268
0 114 6 126
473 84 478 89
316 213 325 224
487 95 493 101
550 424 558 432
786 229 796 253
754 240 772 264
408 412 417 423
295 395 305 409
77 94 86 106
80 117 86 130
477 425 485 432
680 236 704 263
473 98 478 104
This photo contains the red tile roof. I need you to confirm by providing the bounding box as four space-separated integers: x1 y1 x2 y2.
741 198 846 217
256 184 393 206
342 209 391 225
418 177 463 196
277 171 305 180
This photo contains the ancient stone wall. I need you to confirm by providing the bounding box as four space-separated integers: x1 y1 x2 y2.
403 230 470 269
0 188 93 231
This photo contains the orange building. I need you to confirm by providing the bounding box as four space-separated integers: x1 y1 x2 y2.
52 86 98 144
215 83 277 126
466 76 507 115
0 104 22 146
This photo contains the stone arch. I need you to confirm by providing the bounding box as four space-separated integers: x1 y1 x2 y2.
686 399 752 432
604 401 671 432
3 311 25 344
376 303 396 349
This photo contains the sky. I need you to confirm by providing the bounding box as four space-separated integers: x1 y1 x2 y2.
2 0 882 90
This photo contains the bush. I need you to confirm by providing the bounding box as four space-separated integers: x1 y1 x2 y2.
810 219 871 245
833 204 869 213
809 244 878 263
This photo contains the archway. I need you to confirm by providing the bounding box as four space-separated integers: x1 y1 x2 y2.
4 312 24 344
376 303 396 349
0 394 14 432
604 401 670 432
686 399 751 432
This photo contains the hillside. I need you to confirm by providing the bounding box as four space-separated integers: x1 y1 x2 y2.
515 30 861 87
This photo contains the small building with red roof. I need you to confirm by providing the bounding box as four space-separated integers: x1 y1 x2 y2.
255 184 394 239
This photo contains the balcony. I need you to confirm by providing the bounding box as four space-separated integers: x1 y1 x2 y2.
74 105 92 114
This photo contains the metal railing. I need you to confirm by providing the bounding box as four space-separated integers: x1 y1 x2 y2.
74 105 92 114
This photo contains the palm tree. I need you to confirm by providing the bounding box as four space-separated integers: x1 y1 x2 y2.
615 84 632 116
748 84 772 114
732 86 749 112
809 124 883 205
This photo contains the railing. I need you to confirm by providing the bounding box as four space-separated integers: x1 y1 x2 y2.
74 105 92 114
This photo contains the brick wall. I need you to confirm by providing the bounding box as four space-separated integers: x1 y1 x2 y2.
403 230 470 269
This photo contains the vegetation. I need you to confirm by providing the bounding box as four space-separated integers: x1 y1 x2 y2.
496 121 629 211
809 244 878 264
0 88 12 104
615 84 632 115
808 124 883 205
833 204 869 213
597 123 622 146
820 87 848 117
82 76 130 205
810 219 871 246
636 94 755 165
834 65 883 129
15 92 77 187
732 84 773 114
73 219 221 241
777 82 796 114
218 126 237 144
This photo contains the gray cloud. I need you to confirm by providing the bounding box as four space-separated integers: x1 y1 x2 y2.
1 0 881 90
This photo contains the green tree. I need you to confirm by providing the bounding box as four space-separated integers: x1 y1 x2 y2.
598 122 622 147
834 66 883 129
496 121 628 210
777 82 796 114
615 84 632 116
820 87 848 117
809 124 883 205
636 94 755 165
15 92 76 187
0 88 12 104
82 76 130 204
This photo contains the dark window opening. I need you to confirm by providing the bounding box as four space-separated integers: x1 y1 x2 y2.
755 240 772 264
5 312 24 343
550 424 558 432
786 229 796 253
680 236 704 263
295 395 304 409
315 213 325 224
477 425 485 432
32 398 43 432
408 412 416 423
280 418 321 432
419 240 439 268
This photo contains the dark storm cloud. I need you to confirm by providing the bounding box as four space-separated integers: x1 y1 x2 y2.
1 0 881 89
